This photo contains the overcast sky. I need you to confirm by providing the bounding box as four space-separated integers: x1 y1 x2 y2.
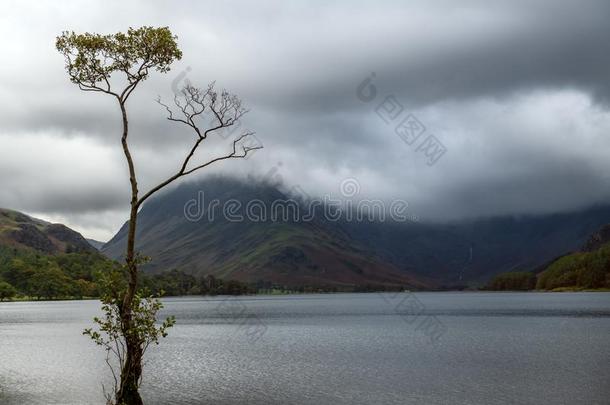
1 0 610 240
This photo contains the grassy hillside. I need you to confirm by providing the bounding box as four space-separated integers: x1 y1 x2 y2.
102 178 429 290
536 242 610 290
486 271 537 291
487 233 610 291
0 245 112 300
103 178 610 288
0 208 95 254
0 245 261 301
0 209 252 301
0 208 109 300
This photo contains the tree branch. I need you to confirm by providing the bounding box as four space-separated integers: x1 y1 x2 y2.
137 130 261 207
136 83 261 207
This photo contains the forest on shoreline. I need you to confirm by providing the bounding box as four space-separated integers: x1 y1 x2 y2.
0 246 412 301
486 241 610 292
3 238 610 302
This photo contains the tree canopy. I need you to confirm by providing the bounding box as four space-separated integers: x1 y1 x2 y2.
56 26 182 101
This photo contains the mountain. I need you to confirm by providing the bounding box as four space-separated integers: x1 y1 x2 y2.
344 205 610 286
0 208 96 254
581 224 610 252
0 208 225 300
102 178 428 289
535 224 610 290
102 177 610 288
0 209 115 300
86 238 106 251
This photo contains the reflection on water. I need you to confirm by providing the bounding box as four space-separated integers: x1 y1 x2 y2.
1 292 609 404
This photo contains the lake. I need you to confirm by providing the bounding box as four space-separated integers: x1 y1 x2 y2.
0 292 609 404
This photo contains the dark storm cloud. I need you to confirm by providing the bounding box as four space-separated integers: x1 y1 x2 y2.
419 149 610 221
223 0 610 113
1 0 610 239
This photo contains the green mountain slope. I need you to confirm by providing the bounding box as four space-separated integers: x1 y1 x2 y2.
0 208 96 254
102 177 610 288
0 209 115 300
536 225 610 290
102 178 429 289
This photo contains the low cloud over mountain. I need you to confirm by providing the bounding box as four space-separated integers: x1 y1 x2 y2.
2 1 610 239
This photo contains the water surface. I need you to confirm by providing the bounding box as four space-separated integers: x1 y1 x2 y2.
1 292 609 404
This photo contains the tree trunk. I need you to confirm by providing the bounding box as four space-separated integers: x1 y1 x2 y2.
116 334 143 405
116 100 143 405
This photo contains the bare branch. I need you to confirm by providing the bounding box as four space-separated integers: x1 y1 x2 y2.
137 82 261 207
182 134 261 176
137 127 261 207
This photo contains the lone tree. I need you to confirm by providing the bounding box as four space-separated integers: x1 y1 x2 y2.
57 27 261 404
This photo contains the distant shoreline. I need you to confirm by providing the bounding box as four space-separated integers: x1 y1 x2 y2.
2 288 610 303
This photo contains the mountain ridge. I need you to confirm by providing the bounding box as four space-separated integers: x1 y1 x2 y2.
103 178 429 289
0 208 96 254
102 177 610 287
